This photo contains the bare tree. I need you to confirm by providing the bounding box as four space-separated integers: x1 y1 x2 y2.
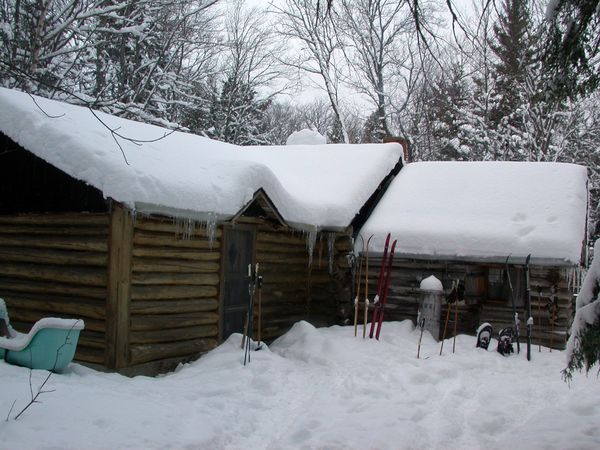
336 0 413 141
273 0 349 142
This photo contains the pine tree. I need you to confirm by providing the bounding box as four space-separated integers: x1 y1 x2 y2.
489 0 534 130
544 0 600 98
207 76 270 145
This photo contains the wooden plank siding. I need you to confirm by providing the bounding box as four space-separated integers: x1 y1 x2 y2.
125 216 222 374
361 257 576 349
237 219 351 341
0 213 110 365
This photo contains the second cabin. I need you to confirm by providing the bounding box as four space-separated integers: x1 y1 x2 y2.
356 161 589 349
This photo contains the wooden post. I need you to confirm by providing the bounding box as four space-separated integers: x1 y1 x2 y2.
106 203 133 370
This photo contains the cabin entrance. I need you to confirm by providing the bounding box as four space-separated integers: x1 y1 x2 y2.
222 227 256 341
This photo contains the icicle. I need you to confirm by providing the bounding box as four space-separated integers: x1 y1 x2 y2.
327 232 335 274
174 217 194 239
129 207 137 225
305 228 318 267
205 212 218 249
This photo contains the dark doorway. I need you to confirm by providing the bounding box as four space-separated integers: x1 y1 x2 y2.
222 227 255 340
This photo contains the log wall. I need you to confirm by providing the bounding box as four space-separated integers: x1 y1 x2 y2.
252 222 351 341
361 257 576 349
0 213 110 365
125 216 221 374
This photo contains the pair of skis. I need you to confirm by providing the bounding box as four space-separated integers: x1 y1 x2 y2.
368 233 397 340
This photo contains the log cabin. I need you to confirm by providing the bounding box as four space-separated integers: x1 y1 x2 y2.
0 87 404 375
357 161 589 350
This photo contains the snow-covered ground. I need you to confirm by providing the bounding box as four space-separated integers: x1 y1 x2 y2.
1 320 598 450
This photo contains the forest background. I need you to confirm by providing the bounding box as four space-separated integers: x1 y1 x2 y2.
0 0 598 229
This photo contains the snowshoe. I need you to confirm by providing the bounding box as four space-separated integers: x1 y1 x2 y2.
476 323 493 350
497 327 514 356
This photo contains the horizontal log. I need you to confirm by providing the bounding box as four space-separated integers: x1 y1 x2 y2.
131 312 219 331
0 235 107 252
257 232 306 246
131 272 219 286
78 331 107 349
2 293 106 319
130 298 218 314
0 262 107 287
134 232 219 250
132 257 219 273
0 225 109 237
130 325 218 344
131 285 217 300
256 242 307 254
0 247 107 267
0 278 106 300
135 218 222 238
0 213 109 226
257 255 310 265
75 347 105 364
129 338 218 365
132 247 219 261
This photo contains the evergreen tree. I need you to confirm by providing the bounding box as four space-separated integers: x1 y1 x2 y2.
486 0 535 160
490 0 534 124
544 0 600 98
208 76 271 145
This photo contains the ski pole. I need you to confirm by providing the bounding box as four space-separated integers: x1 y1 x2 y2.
417 315 425 359
525 254 532 362
244 263 258 365
256 275 263 351
353 237 364 337
440 281 455 356
537 286 542 352
452 286 459 354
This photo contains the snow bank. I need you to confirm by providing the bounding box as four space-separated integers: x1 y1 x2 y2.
286 128 326 145
358 161 588 264
1 320 599 449
565 239 600 364
0 88 403 230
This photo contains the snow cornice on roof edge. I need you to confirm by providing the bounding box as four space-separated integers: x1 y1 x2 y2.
0 87 404 232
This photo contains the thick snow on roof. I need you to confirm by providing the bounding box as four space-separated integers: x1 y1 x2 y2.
0 88 403 230
358 161 588 265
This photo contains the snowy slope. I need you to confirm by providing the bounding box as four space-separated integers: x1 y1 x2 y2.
0 88 403 230
358 161 588 264
1 321 598 450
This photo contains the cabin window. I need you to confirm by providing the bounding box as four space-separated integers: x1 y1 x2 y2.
487 266 525 307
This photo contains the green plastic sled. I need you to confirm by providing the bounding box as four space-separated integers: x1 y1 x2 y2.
1 299 85 371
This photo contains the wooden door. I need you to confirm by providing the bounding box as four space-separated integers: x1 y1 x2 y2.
222 227 255 340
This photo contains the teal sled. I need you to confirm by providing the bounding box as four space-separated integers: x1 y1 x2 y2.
0 317 85 371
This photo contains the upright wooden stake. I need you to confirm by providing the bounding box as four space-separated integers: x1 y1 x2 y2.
452 291 459 354
439 281 455 356
364 234 374 338
256 275 263 350
353 235 364 337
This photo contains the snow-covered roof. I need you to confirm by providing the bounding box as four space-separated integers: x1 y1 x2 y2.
358 161 588 265
0 88 403 231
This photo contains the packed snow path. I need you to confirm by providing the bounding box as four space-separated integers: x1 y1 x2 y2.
1 321 599 450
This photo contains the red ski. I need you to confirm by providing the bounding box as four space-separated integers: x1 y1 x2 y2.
375 239 397 340
369 233 391 339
